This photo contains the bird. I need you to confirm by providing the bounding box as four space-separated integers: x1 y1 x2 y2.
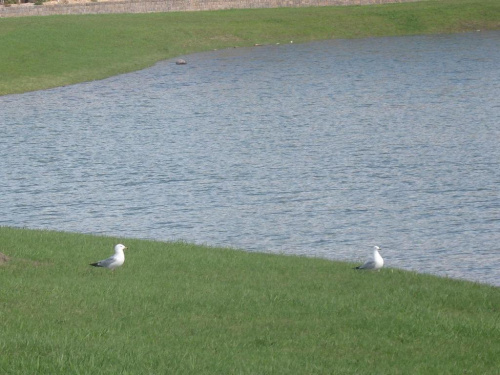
90 244 127 271
355 246 384 270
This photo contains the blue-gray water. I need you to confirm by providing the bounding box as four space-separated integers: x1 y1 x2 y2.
1 31 499 286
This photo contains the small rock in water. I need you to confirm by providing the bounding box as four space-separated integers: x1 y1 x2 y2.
175 59 187 65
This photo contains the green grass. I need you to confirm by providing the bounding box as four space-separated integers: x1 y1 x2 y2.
1 0 499 95
1 226 499 374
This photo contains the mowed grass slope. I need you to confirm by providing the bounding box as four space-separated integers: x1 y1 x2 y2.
1 0 499 95
1 227 499 374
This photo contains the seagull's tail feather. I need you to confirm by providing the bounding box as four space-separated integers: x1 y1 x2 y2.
89 262 102 267
354 266 361 270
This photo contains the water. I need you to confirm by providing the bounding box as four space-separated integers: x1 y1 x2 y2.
1 31 499 286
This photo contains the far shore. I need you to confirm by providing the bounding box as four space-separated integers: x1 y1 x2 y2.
1 0 499 95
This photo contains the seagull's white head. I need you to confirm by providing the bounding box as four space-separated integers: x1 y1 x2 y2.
115 244 127 253
374 246 381 252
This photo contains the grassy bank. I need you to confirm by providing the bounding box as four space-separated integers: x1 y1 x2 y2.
0 227 499 374
1 0 499 95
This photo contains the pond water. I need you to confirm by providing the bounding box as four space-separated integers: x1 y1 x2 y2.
1 31 499 286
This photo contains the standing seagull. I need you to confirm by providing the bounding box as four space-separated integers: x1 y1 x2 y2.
355 246 384 270
90 244 127 271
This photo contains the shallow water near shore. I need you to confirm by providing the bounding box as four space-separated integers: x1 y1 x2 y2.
1 31 499 286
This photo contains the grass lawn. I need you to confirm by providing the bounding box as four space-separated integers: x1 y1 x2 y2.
0 0 499 95
0 227 499 374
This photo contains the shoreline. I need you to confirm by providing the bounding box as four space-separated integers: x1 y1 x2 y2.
1 0 499 95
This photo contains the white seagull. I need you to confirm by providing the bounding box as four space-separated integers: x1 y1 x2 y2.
90 244 127 271
355 246 384 270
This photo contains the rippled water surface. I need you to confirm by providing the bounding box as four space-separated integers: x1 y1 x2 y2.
1 31 499 286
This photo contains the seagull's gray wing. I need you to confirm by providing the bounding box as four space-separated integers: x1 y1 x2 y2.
90 255 115 268
356 260 376 269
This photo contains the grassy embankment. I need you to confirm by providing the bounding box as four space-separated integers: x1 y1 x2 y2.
1 0 499 95
0 227 499 374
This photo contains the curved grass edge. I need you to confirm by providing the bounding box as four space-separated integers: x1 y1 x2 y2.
1 0 500 96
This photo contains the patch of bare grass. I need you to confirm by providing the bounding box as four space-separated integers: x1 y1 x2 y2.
0 252 10 265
